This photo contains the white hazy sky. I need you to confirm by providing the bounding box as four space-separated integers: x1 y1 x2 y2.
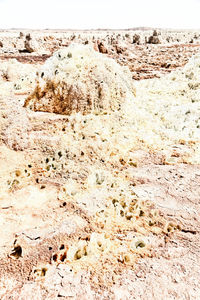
0 0 200 29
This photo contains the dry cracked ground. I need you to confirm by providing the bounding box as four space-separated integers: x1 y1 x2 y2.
0 29 200 299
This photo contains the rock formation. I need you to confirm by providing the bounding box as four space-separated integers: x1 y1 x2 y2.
24 44 136 115
147 30 160 44
24 33 38 53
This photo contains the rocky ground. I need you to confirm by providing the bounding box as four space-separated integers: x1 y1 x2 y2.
0 28 200 80
0 29 200 299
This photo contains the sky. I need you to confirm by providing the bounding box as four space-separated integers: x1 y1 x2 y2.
0 0 200 30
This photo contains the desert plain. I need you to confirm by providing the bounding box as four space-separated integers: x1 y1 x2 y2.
0 28 200 299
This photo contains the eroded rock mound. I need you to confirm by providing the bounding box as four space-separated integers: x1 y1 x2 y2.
24 33 38 53
147 30 160 44
24 44 136 115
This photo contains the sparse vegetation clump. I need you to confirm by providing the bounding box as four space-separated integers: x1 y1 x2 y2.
24 44 136 115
